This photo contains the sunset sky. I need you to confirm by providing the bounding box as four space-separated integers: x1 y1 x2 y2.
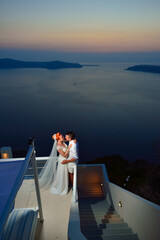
0 0 160 53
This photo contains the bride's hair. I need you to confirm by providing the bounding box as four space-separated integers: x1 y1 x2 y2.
66 131 75 140
52 132 61 141
56 132 61 140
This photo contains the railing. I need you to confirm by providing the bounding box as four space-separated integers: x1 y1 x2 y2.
1 155 78 204
72 164 78 203
28 138 44 222
0 157 48 179
25 157 47 179
0 138 44 222
24 156 78 203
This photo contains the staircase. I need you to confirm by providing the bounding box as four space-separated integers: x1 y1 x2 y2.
78 184 139 240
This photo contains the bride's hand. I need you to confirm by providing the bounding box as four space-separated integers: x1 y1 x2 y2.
63 144 72 157
61 160 68 164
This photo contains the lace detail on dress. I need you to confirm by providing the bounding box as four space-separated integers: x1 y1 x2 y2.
57 144 67 153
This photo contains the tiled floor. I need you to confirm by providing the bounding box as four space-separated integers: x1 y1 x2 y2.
15 180 72 240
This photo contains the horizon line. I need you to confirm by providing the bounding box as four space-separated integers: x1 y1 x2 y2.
0 47 160 54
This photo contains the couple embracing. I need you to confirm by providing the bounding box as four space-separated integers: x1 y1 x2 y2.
49 131 79 195
23 131 78 194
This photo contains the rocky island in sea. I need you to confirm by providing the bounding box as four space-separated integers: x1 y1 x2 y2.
125 64 160 74
0 58 83 70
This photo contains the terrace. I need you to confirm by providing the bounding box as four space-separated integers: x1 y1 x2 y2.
0 141 160 240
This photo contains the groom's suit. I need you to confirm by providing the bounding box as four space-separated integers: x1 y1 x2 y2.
67 140 79 173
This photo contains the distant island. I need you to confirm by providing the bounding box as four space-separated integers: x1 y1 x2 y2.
0 58 83 70
125 64 160 74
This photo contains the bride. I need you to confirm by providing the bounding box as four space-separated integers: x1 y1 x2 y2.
21 132 71 194
50 132 71 195
38 132 71 195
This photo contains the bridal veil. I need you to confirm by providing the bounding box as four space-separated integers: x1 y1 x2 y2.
21 134 58 191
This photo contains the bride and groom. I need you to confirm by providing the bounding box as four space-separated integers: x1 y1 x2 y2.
40 131 79 195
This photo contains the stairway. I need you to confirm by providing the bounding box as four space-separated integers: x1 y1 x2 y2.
78 184 139 240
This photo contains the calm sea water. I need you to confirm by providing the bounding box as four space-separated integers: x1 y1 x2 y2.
0 62 160 163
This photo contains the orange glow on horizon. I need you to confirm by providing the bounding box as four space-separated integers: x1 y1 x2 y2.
1 0 160 53
1 25 160 52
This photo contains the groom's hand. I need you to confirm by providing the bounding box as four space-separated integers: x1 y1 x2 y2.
61 160 68 164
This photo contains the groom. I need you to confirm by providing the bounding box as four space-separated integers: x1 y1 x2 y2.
61 131 79 186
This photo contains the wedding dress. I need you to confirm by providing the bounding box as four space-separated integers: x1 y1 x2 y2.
22 137 68 195
50 143 68 195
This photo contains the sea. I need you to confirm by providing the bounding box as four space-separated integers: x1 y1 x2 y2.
0 62 160 163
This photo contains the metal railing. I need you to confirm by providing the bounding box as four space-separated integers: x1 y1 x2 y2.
1 144 78 204
25 154 78 203
28 138 44 222
0 138 44 222
72 164 78 203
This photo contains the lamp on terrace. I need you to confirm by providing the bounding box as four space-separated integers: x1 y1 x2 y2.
0 147 13 159
118 201 122 207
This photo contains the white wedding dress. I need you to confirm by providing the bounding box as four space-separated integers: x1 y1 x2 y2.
50 144 68 195
22 139 69 195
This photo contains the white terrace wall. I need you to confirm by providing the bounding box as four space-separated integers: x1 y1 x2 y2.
69 164 160 240
77 164 109 196
108 182 160 240
68 202 87 240
68 164 108 240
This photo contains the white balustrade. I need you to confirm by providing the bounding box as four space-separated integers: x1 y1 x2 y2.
72 164 78 203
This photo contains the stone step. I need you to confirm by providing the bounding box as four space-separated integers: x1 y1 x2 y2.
78 188 103 191
104 213 120 219
79 208 113 214
79 196 139 240
80 207 110 212
107 210 117 214
79 201 111 208
79 194 104 198
102 217 124 224
80 203 110 208
81 222 129 230
82 227 133 236
79 205 111 211
78 184 104 198
93 207 115 213
80 217 124 225
91 205 111 210
78 188 103 192
78 184 103 189
103 227 133 235
79 193 103 196
86 233 139 240
79 202 113 209
79 188 103 192
80 213 120 220
80 213 107 220
79 200 109 206
80 211 117 217
79 189 103 192
100 222 129 229
79 197 106 202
